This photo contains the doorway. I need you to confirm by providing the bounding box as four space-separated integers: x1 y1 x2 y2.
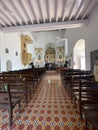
73 39 85 70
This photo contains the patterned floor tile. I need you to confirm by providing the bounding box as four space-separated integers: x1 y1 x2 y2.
0 71 93 130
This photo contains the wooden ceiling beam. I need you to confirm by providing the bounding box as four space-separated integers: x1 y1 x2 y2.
1 19 89 32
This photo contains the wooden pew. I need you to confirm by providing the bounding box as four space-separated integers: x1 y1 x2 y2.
0 83 21 126
78 81 98 130
61 69 98 129
62 70 92 93
70 75 94 101
3 73 31 104
83 105 98 130
67 78 98 129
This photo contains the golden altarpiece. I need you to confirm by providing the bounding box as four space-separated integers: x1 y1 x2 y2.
45 46 64 63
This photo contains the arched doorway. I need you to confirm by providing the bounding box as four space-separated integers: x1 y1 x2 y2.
73 39 85 70
6 60 12 71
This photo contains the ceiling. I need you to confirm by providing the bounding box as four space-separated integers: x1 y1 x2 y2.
0 0 98 32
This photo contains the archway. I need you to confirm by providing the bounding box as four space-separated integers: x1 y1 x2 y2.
73 39 85 70
6 60 12 71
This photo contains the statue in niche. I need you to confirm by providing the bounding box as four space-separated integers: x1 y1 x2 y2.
38 55 41 60
59 55 62 59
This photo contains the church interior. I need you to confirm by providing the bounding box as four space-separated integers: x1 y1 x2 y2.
0 0 98 130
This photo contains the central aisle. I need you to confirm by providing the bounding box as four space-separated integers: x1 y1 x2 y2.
1 71 92 130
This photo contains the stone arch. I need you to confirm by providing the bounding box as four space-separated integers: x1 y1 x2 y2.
44 43 56 51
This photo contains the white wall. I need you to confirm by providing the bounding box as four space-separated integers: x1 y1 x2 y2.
32 31 65 67
0 30 65 71
65 8 98 70
0 32 34 72
0 8 98 71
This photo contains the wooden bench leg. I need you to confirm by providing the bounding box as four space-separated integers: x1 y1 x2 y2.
85 117 88 130
9 108 13 126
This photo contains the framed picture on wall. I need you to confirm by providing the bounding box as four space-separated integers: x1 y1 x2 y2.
58 53 63 60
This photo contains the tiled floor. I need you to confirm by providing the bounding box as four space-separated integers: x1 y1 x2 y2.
0 71 93 130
